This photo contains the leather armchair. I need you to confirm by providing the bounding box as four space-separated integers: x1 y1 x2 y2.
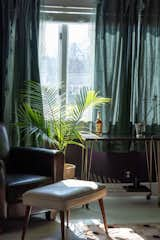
0 124 64 220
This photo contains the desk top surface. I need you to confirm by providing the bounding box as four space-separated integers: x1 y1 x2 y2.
80 132 160 141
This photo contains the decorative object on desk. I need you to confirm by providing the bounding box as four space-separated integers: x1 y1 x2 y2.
17 81 111 176
96 111 103 136
135 122 146 138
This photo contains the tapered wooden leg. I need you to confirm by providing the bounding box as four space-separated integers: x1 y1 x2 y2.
21 206 32 240
98 198 108 234
66 210 70 228
60 211 65 240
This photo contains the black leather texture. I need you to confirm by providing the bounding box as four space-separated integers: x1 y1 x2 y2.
6 147 57 177
6 174 51 203
6 174 51 187
0 124 64 218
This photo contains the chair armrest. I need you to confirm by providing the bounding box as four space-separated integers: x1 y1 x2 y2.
7 147 64 182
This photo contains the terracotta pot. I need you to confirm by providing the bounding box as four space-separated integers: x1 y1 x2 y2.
63 163 76 179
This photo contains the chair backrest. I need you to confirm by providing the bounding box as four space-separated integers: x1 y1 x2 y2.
0 123 10 160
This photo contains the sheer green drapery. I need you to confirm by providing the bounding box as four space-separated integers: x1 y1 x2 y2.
0 0 14 122
0 0 41 145
95 0 160 144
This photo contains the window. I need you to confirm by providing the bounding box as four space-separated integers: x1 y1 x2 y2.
39 0 95 120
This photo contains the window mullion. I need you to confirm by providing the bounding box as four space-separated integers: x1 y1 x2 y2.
59 24 68 108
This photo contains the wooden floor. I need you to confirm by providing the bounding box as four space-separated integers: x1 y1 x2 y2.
1 194 160 239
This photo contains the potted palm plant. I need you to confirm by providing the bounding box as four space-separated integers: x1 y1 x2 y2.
17 81 111 178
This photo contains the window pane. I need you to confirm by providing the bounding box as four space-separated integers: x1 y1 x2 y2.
39 20 95 121
39 22 59 88
67 23 94 105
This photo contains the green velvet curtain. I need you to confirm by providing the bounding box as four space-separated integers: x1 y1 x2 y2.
0 0 40 145
95 0 160 140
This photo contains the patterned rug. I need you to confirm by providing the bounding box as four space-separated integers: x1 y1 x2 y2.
69 223 160 240
2 218 160 239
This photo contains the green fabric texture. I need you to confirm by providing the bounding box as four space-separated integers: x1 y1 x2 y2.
0 0 13 122
94 0 160 151
0 0 40 146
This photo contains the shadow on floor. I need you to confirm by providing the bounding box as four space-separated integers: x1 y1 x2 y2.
1 216 87 240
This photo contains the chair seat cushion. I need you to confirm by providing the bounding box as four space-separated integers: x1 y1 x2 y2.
23 179 107 210
7 174 51 187
6 174 51 203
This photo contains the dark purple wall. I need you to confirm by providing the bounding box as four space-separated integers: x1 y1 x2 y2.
66 145 154 183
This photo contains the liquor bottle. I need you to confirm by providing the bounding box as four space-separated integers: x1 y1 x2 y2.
96 111 102 136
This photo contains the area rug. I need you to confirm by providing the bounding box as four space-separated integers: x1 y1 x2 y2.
69 223 160 240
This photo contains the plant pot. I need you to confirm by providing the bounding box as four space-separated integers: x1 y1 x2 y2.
63 163 76 179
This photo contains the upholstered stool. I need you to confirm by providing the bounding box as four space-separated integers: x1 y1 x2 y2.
21 179 108 240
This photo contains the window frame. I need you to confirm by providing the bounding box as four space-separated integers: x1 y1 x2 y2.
40 0 96 22
39 1 96 120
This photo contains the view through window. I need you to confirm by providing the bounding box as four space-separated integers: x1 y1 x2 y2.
67 23 93 104
39 20 95 120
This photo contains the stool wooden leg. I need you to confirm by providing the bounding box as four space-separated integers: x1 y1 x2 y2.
21 206 32 240
60 211 65 240
66 210 70 228
98 198 108 234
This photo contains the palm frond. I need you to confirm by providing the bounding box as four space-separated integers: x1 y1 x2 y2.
71 88 111 122
20 81 43 112
17 82 111 152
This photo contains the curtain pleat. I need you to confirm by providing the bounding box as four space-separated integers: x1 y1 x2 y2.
0 0 40 145
95 0 160 151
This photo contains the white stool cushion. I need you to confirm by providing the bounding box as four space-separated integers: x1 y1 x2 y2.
22 179 107 210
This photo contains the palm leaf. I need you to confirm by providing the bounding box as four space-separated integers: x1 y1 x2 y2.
17 82 111 152
71 88 111 123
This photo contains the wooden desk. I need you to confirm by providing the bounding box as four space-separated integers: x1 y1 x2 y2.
152 137 160 205
80 132 160 204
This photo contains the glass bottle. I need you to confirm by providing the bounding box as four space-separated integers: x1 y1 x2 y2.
96 111 102 136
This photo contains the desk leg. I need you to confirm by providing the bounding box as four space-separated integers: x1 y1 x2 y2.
81 141 89 180
81 142 88 180
153 140 160 206
84 143 89 180
81 141 94 181
81 146 85 180
87 141 94 181
145 140 153 199
157 142 160 206
81 140 95 181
